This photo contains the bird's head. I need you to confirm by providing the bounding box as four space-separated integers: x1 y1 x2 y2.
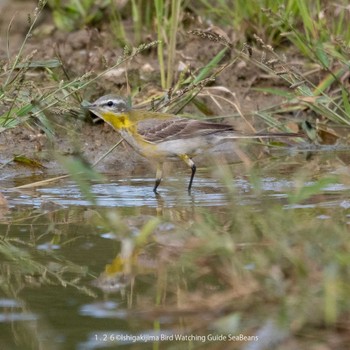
84 95 133 129
86 95 130 116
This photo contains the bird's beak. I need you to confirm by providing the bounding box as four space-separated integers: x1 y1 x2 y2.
81 100 95 110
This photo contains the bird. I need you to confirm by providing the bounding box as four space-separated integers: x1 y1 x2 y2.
86 94 300 194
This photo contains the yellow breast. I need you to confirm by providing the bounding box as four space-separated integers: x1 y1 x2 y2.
100 112 134 129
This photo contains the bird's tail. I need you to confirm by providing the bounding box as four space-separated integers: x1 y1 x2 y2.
223 132 303 139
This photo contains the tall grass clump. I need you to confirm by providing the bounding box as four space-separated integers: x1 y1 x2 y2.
190 1 350 138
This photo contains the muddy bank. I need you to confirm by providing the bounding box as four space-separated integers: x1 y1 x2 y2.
0 0 295 182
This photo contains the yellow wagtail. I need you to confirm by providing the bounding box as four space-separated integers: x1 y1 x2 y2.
87 94 300 193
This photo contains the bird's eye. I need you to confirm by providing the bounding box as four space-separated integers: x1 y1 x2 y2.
107 101 114 107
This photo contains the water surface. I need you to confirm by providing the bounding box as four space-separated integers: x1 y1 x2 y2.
1 153 350 349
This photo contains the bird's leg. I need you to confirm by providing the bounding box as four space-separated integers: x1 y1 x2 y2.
188 162 196 193
180 155 196 193
153 163 163 194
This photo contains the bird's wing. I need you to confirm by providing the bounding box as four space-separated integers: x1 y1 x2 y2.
137 118 235 143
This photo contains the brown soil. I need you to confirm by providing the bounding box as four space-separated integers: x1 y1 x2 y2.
0 0 293 181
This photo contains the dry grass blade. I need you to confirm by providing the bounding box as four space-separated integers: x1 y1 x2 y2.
9 174 71 190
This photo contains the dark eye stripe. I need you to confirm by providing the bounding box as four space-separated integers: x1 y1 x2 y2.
102 100 127 111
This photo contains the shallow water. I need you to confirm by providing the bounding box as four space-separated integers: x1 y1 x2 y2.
1 154 350 349
6 178 265 209
4 169 349 210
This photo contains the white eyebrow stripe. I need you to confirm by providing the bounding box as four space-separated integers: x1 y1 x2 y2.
100 101 126 110
104 99 124 104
